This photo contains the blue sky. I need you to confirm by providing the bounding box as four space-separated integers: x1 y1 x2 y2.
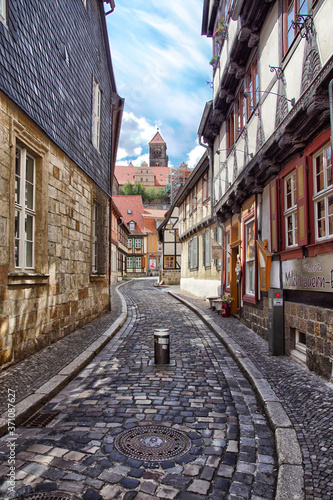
106 1 212 169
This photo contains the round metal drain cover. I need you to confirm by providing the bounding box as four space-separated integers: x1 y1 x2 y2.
114 425 192 461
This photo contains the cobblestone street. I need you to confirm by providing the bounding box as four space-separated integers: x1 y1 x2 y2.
0 280 277 499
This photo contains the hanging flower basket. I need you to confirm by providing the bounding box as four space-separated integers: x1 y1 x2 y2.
214 18 228 50
209 54 219 69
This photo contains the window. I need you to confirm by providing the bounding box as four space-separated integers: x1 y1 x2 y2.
245 218 255 295
135 238 142 249
128 238 133 249
0 0 7 23
284 171 298 247
246 57 259 117
225 230 231 287
227 111 235 149
164 256 175 269
135 257 142 269
203 229 211 268
127 256 133 269
235 88 246 136
129 221 135 231
15 147 35 270
92 79 101 150
92 199 107 274
283 0 309 55
127 209 132 214
188 236 198 270
313 144 333 240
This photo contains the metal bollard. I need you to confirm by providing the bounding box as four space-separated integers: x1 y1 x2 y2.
154 329 170 364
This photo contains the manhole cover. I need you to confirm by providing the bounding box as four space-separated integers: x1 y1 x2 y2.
114 425 192 461
14 493 81 500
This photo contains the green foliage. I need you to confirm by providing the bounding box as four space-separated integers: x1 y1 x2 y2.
121 182 169 203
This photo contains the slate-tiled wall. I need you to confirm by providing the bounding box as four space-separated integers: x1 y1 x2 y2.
0 0 115 195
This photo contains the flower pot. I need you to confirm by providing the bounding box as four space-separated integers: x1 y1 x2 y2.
221 303 230 317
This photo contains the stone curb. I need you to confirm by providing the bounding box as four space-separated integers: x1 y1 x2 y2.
0 283 128 438
168 290 305 500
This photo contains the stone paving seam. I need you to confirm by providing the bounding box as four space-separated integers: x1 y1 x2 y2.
168 289 305 500
0 283 128 439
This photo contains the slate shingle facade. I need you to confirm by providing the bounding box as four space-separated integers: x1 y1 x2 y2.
0 0 116 194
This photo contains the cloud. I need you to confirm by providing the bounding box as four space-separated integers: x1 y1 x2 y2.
187 143 207 169
108 0 212 168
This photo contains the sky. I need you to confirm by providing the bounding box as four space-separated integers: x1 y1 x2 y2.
105 0 213 169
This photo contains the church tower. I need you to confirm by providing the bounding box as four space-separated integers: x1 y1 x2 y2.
149 129 168 167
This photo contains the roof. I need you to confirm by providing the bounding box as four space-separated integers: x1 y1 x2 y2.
143 208 167 218
112 195 146 235
115 164 170 187
149 130 166 144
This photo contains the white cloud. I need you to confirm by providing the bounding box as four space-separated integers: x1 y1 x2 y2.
187 143 207 169
108 0 213 168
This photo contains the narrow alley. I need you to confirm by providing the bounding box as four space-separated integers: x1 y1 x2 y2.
0 280 277 499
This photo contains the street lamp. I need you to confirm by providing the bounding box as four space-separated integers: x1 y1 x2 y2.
243 89 295 107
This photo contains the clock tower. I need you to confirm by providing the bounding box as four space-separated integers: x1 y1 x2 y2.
149 129 168 167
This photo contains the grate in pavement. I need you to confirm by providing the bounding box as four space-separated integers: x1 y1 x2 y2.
14 493 81 500
114 425 192 462
21 409 61 428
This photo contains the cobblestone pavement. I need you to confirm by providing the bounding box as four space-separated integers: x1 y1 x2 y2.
170 288 333 500
0 284 123 414
0 279 277 499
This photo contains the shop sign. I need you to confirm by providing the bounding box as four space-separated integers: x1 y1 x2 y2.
282 255 333 292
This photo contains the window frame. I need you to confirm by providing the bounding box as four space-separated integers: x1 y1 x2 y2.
244 217 256 297
225 229 231 288
164 256 175 269
135 238 142 249
15 146 36 271
283 0 309 55
312 143 333 241
203 228 211 268
246 57 259 118
92 79 101 151
284 171 298 248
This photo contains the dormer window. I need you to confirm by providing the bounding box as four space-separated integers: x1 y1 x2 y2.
129 221 135 231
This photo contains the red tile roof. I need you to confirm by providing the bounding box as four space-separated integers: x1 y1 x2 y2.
112 195 146 235
115 164 170 187
149 131 166 144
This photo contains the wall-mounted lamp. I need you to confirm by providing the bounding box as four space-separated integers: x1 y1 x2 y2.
244 89 295 107
216 148 253 159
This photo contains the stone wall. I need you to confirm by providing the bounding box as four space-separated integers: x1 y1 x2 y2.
159 269 181 285
0 94 109 368
285 301 333 381
242 298 269 341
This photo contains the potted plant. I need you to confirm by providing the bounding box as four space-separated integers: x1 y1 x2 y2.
214 18 228 42
221 294 234 317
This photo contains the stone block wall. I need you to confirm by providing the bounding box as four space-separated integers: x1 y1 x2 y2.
242 298 269 340
159 269 181 285
285 301 333 381
0 94 109 368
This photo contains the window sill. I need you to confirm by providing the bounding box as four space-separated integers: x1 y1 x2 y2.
290 347 307 368
8 273 49 286
90 274 107 282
